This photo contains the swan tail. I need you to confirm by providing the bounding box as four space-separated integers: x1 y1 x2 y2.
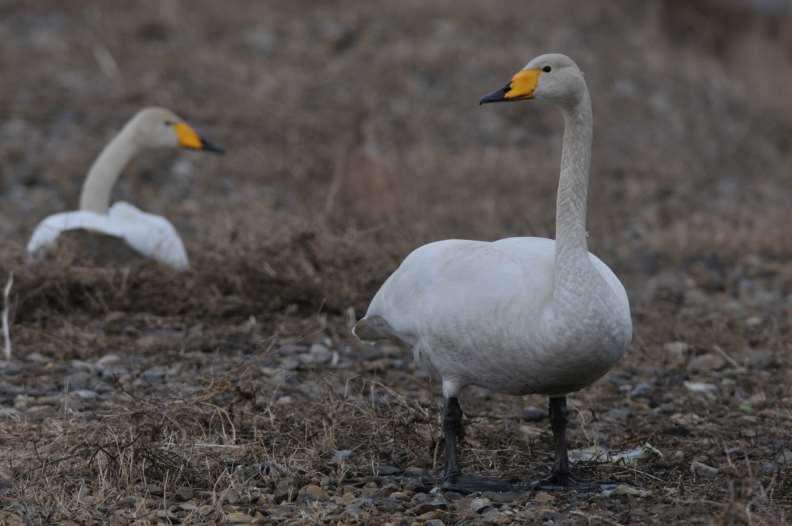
352 315 398 342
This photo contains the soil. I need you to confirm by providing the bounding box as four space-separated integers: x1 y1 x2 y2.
1 1 791 524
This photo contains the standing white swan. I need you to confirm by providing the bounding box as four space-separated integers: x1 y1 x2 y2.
26 107 223 271
354 54 632 491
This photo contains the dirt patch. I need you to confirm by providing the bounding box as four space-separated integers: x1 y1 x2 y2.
1 0 792 524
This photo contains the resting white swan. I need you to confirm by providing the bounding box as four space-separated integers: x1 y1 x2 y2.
26 107 223 271
354 54 632 491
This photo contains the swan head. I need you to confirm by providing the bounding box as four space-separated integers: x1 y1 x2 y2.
480 53 586 109
129 107 224 153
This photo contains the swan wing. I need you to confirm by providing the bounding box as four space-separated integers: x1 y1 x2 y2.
360 238 556 344
107 202 189 271
27 210 125 258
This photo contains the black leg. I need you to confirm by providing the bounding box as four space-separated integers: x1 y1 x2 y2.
439 396 514 493
546 396 575 485
441 396 463 483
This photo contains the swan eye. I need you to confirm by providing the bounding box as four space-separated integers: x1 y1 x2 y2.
164 120 174 127
542 66 552 73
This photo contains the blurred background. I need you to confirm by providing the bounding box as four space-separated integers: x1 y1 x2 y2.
0 0 791 523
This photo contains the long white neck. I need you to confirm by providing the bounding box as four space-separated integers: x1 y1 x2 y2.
79 123 140 214
553 90 596 308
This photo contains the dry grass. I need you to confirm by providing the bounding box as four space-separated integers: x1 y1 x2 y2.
0 0 792 523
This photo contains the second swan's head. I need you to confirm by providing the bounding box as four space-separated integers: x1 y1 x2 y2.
480 53 586 108
128 107 225 153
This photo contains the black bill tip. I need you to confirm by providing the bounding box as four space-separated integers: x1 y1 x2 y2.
200 137 225 154
479 84 511 105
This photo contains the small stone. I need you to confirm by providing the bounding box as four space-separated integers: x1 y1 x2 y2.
26 352 48 363
376 464 400 476
72 389 97 400
175 487 194 501
687 353 726 372
664 341 690 355
533 491 555 503
66 371 93 390
308 343 332 363
600 484 651 498
95 354 121 367
301 484 327 500
224 489 242 504
690 461 719 478
747 350 775 369
760 463 778 475
413 496 447 514
775 450 792 464
629 383 651 398
274 480 296 503
340 492 356 505
607 408 632 419
521 406 546 422
331 449 352 464
141 369 166 382
281 357 300 371
684 381 717 394
0 362 21 375
425 520 445 526
71 360 95 371
389 491 411 500
471 497 492 513
226 511 258 524
481 509 505 524
13 395 33 409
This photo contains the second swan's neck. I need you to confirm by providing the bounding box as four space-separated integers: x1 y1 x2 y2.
553 91 595 303
79 123 140 214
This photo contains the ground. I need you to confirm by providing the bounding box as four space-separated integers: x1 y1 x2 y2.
1 1 792 524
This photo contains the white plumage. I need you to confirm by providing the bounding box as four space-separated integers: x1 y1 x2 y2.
26 107 223 271
27 202 189 271
355 53 632 490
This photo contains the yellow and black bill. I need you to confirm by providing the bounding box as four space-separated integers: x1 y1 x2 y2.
174 122 225 153
480 68 541 105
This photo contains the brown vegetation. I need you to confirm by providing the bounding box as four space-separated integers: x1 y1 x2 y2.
1 0 791 523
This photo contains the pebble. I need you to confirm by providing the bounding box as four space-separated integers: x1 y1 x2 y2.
72 389 97 400
425 520 445 526
377 464 400 476
226 511 257 524
274 480 296 503
141 369 166 382
690 461 719 478
687 353 726 372
629 382 652 398
0 362 21 376
607 408 632 419
775 450 792 464
71 360 95 371
175 487 194 501
308 343 332 364
331 449 352 463
600 484 651 497
412 496 447 514
95 354 121 367
471 497 491 513
747 350 775 369
26 352 48 363
66 371 93 390
301 484 327 500
760 463 778 475
684 381 717 394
